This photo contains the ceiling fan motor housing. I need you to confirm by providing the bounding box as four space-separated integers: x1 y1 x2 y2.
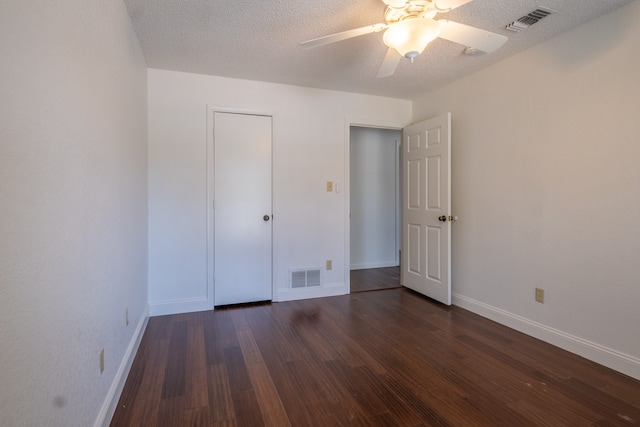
384 0 439 24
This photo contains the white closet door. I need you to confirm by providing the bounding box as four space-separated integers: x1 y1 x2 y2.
213 112 272 306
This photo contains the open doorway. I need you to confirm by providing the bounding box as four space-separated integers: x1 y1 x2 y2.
349 126 402 293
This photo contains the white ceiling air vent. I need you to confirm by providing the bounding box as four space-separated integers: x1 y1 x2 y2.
505 7 553 32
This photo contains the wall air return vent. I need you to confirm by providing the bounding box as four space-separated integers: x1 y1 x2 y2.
290 268 321 288
505 7 553 32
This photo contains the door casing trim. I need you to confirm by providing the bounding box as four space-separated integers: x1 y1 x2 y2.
344 117 406 293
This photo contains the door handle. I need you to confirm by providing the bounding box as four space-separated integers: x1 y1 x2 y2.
438 215 447 222
263 215 270 221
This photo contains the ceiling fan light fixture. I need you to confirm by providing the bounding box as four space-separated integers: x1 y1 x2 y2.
383 18 440 60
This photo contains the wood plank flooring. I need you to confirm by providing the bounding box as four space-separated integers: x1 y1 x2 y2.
350 267 401 293
111 289 640 426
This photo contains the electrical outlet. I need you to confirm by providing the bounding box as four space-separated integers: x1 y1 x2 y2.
535 287 544 303
326 260 332 270
326 181 333 192
99 349 105 374
126 307 129 327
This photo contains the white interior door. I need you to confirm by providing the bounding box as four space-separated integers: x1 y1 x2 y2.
213 112 272 306
401 113 452 305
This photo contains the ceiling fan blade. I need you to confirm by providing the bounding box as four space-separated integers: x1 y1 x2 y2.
433 0 473 12
437 20 507 53
300 24 386 49
376 48 401 78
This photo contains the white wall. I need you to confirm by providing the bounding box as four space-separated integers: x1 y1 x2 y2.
0 1 148 426
350 127 401 270
148 69 412 314
413 1 640 379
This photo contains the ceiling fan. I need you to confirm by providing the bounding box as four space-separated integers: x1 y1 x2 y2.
300 0 508 78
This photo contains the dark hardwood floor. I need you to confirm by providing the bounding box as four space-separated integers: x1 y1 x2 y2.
350 266 401 293
111 288 640 426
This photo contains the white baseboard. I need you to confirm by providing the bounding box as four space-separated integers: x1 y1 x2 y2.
350 261 399 270
275 283 347 302
452 293 640 381
149 296 212 316
94 305 150 427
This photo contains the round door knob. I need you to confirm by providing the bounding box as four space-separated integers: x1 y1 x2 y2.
263 215 270 221
438 215 447 222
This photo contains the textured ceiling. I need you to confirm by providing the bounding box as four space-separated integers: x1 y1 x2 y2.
124 0 634 100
